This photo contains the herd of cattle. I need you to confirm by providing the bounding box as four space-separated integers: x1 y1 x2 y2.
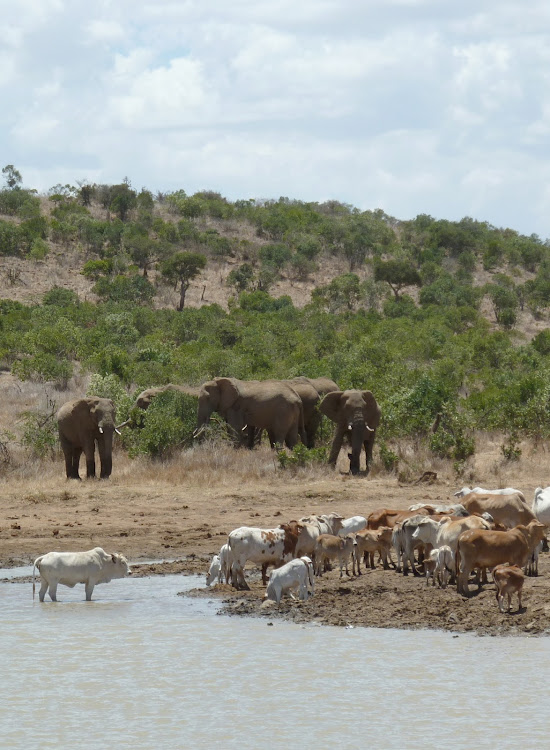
205 485 550 614
30 484 550 616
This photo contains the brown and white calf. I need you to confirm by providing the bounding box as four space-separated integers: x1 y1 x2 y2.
492 564 525 613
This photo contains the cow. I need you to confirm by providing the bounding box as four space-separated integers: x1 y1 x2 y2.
454 486 527 504
314 534 356 577
392 513 448 576
227 521 306 589
456 520 546 596
32 547 131 602
338 516 367 536
300 513 344 536
297 513 345 564
367 507 430 530
206 554 221 587
458 493 535 529
411 514 493 556
532 487 550 525
425 545 454 588
492 564 525 613
265 556 314 604
408 503 468 517
352 527 393 574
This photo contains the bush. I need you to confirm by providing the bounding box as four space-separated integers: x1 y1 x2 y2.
20 405 59 459
122 390 198 459
277 443 328 470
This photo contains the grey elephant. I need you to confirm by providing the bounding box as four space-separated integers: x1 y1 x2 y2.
194 377 306 449
57 397 117 479
133 383 199 411
320 389 381 475
287 376 339 448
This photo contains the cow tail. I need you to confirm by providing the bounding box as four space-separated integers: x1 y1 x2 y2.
455 544 461 592
32 556 40 600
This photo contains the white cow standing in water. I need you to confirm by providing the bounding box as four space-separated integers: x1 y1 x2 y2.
33 547 131 601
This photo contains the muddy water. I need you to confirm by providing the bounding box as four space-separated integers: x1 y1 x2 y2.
1 572 548 749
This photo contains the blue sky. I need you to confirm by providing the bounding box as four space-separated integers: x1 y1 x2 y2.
3 0 550 237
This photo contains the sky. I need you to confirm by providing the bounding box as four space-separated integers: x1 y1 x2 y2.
2 0 550 238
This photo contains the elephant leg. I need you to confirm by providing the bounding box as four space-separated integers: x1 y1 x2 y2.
284 423 299 449
71 447 82 479
328 426 346 466
83 443 96 479
364 433 376 474
60 436 79 479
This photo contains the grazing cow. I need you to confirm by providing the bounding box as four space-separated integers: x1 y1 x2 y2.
367 508 430 530
408 502 468 517
265 556 314 604
532 487 550 525
314 534 356 577
393 513 448 576
33 547 131 602
228 521 306 589
459 493 535 529
456 520 546 596
206 554 221 587
492 564 525 613
454 486 527 504
353 527 393 574
338 516 367 536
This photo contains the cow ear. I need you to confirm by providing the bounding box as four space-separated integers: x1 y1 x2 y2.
319 391 343 422
111 554 117 563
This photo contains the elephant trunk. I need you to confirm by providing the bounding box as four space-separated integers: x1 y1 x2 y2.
195 398 213 438
348 416 366 475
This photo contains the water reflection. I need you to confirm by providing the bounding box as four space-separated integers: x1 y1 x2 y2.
0 573 548 749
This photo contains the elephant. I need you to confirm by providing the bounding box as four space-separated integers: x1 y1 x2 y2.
57 397 118 479
319 389 381 475
287 376 339 448
194 377 306 449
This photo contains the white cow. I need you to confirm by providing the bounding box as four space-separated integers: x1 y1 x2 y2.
424 545 454 588
411 515 493 556
265 556 315 604
533 487 550 525
338 516 367 536
228 521 306 589
300 513 344 536
206 554 221 587
33 547 131 601
454 486 527 504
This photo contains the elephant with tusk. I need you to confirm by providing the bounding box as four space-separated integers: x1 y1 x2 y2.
195 377 306 449
320 389 381 475
57 397 117 480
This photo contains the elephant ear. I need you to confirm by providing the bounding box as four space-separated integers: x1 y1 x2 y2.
215 377 240 413
319 391 343 423
361 391 380 425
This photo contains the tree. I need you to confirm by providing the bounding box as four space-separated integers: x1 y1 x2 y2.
160 252 207 310
374 259 422 299
2 165 22 190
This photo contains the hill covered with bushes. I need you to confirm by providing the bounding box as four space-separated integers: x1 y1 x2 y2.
1 164 550 467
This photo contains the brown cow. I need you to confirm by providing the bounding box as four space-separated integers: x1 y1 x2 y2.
493 564 525 613
459 493 535 528
367 508 430 530
314 534 356 577
353 527 393 574
456 520 546 596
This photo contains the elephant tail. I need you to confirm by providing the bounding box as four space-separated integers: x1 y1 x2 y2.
298 402 307 446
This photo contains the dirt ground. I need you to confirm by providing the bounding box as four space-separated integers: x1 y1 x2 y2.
2 440 549 637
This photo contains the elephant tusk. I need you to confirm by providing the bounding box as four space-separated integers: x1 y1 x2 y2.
241 424 249 432
115 428 122 436
98 426 104 434
365 423 374 432
347 423 353 431
115 420 131 430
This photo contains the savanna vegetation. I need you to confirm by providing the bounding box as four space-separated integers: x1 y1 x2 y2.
2 165 550 475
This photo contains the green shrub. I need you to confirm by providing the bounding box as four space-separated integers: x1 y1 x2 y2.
20 408 59 458
277 443 328 470
378 441 399 472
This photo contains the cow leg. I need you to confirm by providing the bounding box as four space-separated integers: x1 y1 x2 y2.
261 564 269 585
39 580 48 602
85 582 95 601
518 590 523 611
48 583 58 602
